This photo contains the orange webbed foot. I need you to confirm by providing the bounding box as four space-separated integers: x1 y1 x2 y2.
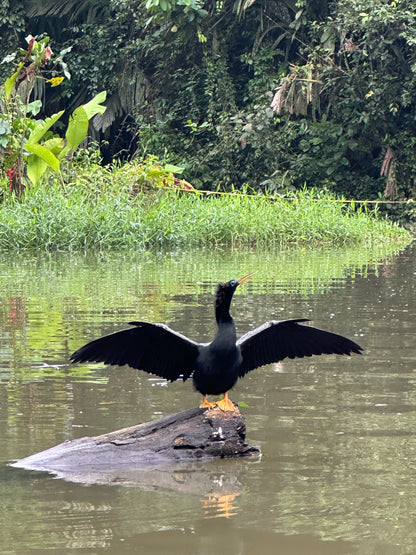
216 392 236 412
200 395 217 409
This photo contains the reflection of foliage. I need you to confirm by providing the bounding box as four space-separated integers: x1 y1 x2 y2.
2 243 416 553
0 242 407 383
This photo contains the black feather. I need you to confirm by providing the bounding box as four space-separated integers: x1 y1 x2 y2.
71 277 363 405
70 322 200 382
238 319 363 377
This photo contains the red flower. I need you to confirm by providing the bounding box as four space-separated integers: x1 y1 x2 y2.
24 37 35 62
7 168 15 191
44 46 53 60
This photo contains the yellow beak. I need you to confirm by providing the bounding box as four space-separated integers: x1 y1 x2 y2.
237 272 256 285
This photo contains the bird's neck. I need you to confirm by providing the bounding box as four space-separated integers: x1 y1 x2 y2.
214 316 237 345
215 296 233 324
216 312 234 326
215 292 236 340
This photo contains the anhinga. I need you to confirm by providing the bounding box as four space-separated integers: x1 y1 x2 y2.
70 273 363 411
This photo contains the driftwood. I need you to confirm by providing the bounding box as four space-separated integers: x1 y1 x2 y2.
11 405 260 485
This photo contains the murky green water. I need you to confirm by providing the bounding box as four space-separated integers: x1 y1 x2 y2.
1 242 415 554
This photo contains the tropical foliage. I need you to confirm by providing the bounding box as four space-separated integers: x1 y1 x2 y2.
1 0 416 203
0 154 410 251
0 35 107 192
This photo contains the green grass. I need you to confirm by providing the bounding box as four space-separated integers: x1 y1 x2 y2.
0 162 412 251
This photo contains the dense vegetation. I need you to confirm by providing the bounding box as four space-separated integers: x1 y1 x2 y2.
0 156 409 251
1 1 416 205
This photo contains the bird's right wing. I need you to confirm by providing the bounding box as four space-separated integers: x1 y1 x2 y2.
70 321 200 382
237 318 363 377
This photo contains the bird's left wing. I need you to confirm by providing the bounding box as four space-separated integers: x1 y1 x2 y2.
70 321 200 382
237 318 363 377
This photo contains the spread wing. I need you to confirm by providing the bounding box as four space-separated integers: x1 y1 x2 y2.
70 321 200 382
237 318 363 377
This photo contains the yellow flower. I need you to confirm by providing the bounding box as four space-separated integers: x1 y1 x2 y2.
46 77 64 87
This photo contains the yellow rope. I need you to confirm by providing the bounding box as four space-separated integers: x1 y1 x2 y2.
172 185 415 205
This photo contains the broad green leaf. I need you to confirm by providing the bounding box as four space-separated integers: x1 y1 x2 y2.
164 163 184 174
42 137 65 155
4 62 23 99
63 106 89 154
82 91 107 120
25 143 60 173
27 110 65 145
26 154 48 186
26 100 42 116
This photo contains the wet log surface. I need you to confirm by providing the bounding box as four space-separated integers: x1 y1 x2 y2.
11 405 261 481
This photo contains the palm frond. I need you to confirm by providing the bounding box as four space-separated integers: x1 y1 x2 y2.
26 0 110 23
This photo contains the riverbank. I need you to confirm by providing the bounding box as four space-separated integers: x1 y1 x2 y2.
0 162 412 251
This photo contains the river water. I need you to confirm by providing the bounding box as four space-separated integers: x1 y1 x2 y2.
0 242 415 554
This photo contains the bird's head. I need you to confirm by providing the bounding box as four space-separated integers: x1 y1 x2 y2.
215 273 255 322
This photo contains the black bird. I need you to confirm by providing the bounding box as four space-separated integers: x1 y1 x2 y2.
70 273 363 411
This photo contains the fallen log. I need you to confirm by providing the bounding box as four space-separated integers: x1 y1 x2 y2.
11 405 261 483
